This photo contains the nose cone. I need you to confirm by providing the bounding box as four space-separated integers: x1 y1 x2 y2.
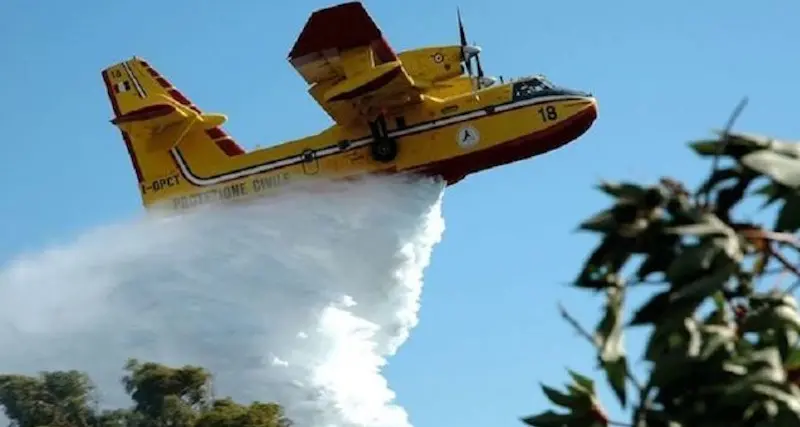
564 92 597 121
583 96 598 120
462 45 481 57
559 94 598 145
554 87 597 119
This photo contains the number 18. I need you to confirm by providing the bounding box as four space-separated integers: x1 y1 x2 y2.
538 106 557 122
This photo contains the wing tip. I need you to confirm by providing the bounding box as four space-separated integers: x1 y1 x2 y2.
288 1 393 61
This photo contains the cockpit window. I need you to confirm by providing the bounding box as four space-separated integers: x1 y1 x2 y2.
509 75 590 100
536 76 555 88
511 77 554 100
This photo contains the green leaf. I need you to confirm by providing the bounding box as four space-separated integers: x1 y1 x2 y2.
689 130 771 158
576 236 635 287
752 181 780 197
742 347 785 385
666 213 733 239
765 138 800 159
647 350 695 392
631 291 688 327
776 192 800 232
520 410 577 427
596 180 647 201
775 298 800 332
669 260 737 302
742 294 800 350
601 357 628 409
664 241 722 285
577 209 619 233
725 131 777 147
787 346 800 368
751 383 800 417
740 149 800 188
698 324 737 360
689 138 725 156
644 317 702 362
705 291 731 325
540 384 582 409
742 399 779 423
566 370 595 395
565 384 593 404
635 249 678 281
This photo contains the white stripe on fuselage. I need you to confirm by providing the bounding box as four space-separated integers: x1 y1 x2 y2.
170 94 587 186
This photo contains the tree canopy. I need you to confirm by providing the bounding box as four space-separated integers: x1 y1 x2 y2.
522 99 800 426
0 359 292 427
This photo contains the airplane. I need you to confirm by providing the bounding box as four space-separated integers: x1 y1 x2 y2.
101 1 598 211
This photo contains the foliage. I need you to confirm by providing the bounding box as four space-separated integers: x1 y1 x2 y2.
0 359 292 427
523 102 800 426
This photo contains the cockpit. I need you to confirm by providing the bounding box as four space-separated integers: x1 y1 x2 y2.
467 73 590 100
509 75 555 96
508 74 591 100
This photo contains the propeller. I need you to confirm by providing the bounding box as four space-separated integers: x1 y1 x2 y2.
457 8 492 91
474 40 484 81
457 10 478 77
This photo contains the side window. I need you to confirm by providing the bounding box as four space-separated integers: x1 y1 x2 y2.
512 82 536 101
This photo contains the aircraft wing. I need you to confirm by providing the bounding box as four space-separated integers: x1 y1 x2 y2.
288 2 423 126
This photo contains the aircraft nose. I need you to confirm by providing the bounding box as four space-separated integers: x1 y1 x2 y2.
584 95 597 110
582 96 598 120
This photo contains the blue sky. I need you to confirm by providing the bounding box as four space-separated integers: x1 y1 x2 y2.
1 0 800 425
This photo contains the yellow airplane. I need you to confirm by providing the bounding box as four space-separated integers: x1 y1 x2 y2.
101 1 598 211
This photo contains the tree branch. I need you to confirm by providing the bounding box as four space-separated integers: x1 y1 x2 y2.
558 302 597 345
557 303 645 392
702 96 749 207
763 243 800 295
739 227 800 249
769 244 800 277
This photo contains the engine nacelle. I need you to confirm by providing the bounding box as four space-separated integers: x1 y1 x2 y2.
397 45 466 85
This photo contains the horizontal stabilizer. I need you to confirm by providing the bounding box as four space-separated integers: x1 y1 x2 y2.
110 96 227 151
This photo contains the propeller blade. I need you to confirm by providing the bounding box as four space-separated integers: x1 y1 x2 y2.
457 8 468 49
474 42 484 78
475 60 483 88
457 7 472 76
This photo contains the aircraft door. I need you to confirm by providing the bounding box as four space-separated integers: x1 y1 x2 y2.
301 149 320 175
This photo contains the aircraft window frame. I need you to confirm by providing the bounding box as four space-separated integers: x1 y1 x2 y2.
536 76 555 88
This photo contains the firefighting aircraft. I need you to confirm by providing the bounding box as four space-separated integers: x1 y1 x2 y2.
101 1 598 211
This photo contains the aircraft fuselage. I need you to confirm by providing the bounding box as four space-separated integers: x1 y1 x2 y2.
162 77 596 211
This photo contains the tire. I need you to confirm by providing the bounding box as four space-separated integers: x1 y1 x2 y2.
371 137 398 163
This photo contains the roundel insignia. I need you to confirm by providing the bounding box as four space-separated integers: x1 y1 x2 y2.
432 52 444 63
456 125 480 149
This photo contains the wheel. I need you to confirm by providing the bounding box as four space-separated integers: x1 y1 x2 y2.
371 137 398 163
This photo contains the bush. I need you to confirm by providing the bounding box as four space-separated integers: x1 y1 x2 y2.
0 358 292 427
523 100 800 427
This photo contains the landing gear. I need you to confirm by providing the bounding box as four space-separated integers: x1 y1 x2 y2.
369 115 398 163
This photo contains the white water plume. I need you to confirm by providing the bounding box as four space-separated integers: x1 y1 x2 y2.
0 174 446 427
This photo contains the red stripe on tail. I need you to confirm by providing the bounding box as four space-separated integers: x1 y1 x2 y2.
102 69 145 183
137 59 245 156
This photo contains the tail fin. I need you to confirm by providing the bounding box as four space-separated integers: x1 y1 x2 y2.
101 57 246 207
